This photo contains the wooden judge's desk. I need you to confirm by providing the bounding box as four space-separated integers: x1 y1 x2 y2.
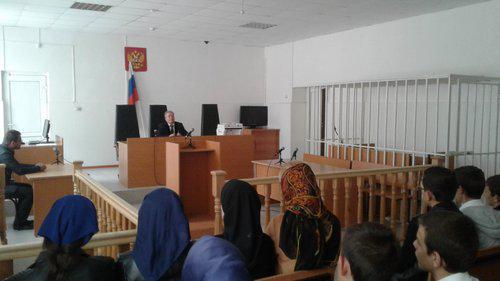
118 135 255 188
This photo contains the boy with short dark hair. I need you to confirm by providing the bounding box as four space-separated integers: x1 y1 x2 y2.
414 211 479 281
338 222 398 281
454 166 500 248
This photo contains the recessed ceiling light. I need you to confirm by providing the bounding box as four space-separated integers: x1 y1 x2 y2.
240 22 277 30
149 27 157 31
149 9 159 13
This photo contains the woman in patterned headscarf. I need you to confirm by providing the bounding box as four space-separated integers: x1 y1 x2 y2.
265 163 341 274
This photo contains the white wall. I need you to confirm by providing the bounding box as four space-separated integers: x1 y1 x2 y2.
0 27 265 166
265 0 500 160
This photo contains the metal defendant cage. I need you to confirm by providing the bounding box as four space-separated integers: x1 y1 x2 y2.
304 74 500 177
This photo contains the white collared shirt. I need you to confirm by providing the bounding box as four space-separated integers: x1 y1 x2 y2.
439 272 479 281
459 199 485 211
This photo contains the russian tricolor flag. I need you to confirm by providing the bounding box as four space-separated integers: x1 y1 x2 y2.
128 61 139 105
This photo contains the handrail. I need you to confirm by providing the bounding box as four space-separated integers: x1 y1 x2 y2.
235 164 433 186
0 229 136 261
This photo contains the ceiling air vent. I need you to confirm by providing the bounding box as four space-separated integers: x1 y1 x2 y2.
239 22 277 30
70 2 112 12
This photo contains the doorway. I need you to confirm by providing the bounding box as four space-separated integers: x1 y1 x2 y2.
2 72 49 140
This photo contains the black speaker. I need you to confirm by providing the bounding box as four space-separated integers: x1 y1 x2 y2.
115 105 140 143
201 104 220 135
149 104 167 137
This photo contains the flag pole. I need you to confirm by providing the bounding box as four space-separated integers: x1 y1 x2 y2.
128 61 147 137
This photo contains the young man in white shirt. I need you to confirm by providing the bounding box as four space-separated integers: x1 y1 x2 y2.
454 166 500 248
414 211 479 281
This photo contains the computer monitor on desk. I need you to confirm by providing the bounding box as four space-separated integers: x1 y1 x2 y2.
42 119 50 142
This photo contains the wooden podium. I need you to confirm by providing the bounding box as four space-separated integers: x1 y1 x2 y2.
166 140 221 219
118 135 254 188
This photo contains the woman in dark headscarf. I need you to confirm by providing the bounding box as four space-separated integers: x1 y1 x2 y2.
181 236 251 281
265 163 341 274
217 180 276 279
118 188 192 281
6 195 120 281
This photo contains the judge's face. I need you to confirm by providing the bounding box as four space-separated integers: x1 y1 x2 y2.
165 112 175 125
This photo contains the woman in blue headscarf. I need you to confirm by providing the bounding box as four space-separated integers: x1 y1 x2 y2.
118 188 192 281
6 195 120 281
181 236 251 281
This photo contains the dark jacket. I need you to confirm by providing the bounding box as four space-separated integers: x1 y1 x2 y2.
394 201 460 281
5 251 121 281
157 122 188 137
118 243 191 281
0 144 41 184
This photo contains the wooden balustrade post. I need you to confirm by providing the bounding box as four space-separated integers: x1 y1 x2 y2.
400 172 409 240
368 176 375 222
390 174 398 233
344 178 352 227
211 170 227 235
0 165 8 245
380 175 387 225
264 184 271 227
72 161 84 195
332 179 339 217
356 177 363 223
318 179 326 203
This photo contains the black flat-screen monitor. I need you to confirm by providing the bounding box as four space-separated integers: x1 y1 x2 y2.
240 106 268 127
42 119 50 142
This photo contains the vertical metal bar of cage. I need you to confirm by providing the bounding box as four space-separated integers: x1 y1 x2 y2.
464 84 470 165
367 82 372 162
454 78 461 169
393 80 399 166
446 76 453 168
486 85 494 175
352 84 357 160
375 82 381 163
317 86 321 154
331 85 336 157
413 79 418 165
472 84 478 165
384 81 389 164
434 78 440 154
345 84 350 159
480 85 486 170
403 80 409 161
495 86 500 174
423 79 429 158
360 83 365 161
338 85 343 159
306 87 311 153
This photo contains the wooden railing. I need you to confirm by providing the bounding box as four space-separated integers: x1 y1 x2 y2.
73 166 138 258
212 164 432 240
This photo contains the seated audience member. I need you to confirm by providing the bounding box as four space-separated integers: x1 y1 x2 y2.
157 111 188 137
6 195 120 281
485 175 500 210
337 223 398 281
454 166 500 248
217 180 276 279
397 166 460 280
118 188 192 281
414 211 479 281
181 236 250 281
265 163 341 274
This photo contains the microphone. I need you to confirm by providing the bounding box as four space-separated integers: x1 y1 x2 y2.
153 129 159 137
291 148 298 160
334 126 342 143
275 147 285 156
186 128 195 138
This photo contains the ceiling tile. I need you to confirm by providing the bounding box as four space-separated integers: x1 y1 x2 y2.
120 0 166 10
